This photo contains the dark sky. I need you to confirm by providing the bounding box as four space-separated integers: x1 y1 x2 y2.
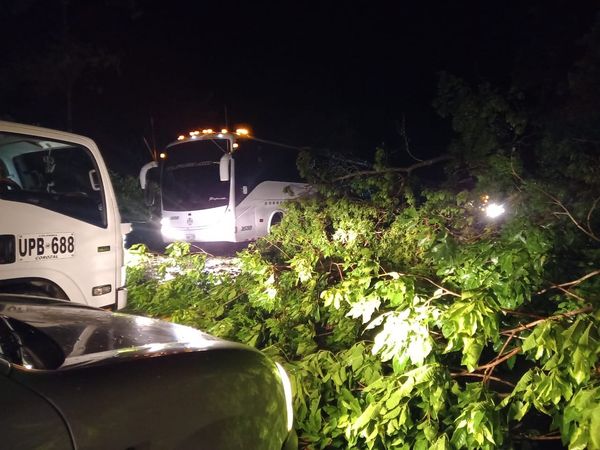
1 0 598 173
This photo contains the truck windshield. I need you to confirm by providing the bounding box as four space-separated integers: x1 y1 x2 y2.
0 132 106 227
161 140 230 211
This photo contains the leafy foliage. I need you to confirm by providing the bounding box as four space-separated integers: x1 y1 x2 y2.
126 71 600 449
109 171 150 222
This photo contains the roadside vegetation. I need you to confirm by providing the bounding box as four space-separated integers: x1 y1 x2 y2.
109 170 150 223
125 72 600 450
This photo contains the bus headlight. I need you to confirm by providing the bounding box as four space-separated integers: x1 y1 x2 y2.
275 362 294 432
160 219 185 240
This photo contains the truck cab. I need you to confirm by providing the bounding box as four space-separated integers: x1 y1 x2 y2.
0 121 128 309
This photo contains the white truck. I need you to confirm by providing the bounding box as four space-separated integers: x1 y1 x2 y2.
0 121 128 309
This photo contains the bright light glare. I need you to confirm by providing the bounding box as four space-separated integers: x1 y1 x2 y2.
172 323 213 346
134 315 155 326
275 363 294 432
160 222 185 241
145 343 169 353
485 203 505 218
235 128 249 135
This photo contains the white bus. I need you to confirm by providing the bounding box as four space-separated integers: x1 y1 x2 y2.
139 128 310 243
0 121 129 309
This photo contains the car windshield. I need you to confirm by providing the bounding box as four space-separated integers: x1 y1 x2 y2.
161 139 230 211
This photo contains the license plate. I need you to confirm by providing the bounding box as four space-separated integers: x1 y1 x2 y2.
17 233 75 262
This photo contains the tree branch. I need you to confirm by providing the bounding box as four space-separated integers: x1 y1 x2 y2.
514 432 562 441
587 196 600 233
469 306 594 374
333 155 452 182
389 271 461 297
501 309 546 319
451 371 515 388
416 275 461 297
511 160 599 242
484 332 516 384
537 269 600 295
551 196 600 242
395 115 423 162
555 285 587 302
500 305 593 336
475 347 522 371
333 262 344 281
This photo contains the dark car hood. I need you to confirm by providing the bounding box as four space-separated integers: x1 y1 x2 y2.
0 294 243 369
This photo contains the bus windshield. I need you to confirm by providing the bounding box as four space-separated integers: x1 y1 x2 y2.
161 139 230 211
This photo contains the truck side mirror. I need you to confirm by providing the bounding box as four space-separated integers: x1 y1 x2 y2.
219 154 231 182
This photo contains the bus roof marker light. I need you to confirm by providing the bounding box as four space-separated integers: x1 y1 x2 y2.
178 135 185 141
221 129 228 133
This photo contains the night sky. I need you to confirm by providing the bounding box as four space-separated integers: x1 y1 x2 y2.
1 0 598 174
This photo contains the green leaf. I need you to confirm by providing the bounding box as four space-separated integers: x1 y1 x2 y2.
385 389 403 410
352 403 379 431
